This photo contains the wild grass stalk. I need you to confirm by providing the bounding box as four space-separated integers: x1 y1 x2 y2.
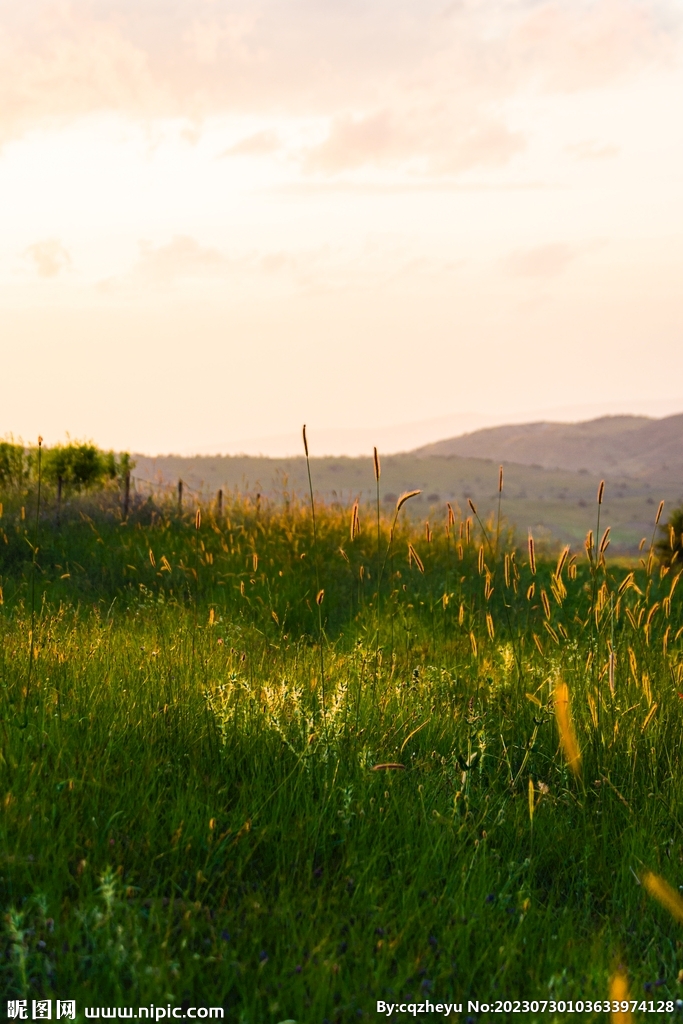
303 425 326 730
495 464 503 557
193 505 201 659
373 446 381 700
23 436 42 724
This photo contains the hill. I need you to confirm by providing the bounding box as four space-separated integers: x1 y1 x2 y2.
413 413 683 479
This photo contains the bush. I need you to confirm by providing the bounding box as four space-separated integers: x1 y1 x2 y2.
40 442 134 493
0 439 28 489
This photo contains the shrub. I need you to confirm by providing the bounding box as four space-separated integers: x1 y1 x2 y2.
0 439 29 489
42 442 134 492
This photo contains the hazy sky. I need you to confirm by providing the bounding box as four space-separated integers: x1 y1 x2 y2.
1 0 682 455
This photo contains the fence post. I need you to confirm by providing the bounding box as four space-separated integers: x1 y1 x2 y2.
217 488 223 516
123 471 130 520
178 479 183 514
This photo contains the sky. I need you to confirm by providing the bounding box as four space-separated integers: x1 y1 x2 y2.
1 0 682 457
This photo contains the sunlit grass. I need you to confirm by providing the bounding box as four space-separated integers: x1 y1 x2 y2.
1 482 683 1018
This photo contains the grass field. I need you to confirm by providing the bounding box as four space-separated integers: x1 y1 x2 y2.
2 472 683 1021
131 451 680 554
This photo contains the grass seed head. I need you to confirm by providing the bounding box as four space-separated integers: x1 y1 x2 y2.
373 446 380 482
554 680 581 776
541 589 551 619
350 499 361 540
641 870 683 924
555 545 569 578
396 490 420 513
609 971 632 1021
528 532 536 575
597 479 605 505
302 424 309 457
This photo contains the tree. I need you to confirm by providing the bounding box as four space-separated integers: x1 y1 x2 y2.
42 442 134 492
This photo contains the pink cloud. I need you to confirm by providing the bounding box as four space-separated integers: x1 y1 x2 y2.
510 0 677 92
24 239 71 277
566 140 621 160
220 129 281 157
504 243 579 279
304 109 524 174
0 0 678 174
96 236 228 291
305 110 409 171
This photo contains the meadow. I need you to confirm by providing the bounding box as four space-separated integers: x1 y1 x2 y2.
2 454 683 1022
131 450 673 554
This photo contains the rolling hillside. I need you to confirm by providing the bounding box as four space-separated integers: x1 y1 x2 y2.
413 413 683 479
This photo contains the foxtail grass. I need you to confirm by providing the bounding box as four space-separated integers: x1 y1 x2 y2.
23 435 42 725
303 425 326 729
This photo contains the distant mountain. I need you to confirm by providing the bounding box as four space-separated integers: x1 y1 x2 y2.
413 414 683 479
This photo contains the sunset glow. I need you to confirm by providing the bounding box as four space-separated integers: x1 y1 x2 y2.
2 0 683 454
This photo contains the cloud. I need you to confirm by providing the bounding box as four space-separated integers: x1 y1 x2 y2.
303 108 525 174
98 235 326 292
0 0 678 170
509 0 677 93
305 110 405 171
504 243 579 278
220 128 281 157
24 239 71 278
98 236 229 291
566 140 620 160
93 233 459 299
137 236 228 283
438 122 526 174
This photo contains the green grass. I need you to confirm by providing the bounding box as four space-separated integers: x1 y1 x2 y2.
131 450 678 553
1 486 683 1021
